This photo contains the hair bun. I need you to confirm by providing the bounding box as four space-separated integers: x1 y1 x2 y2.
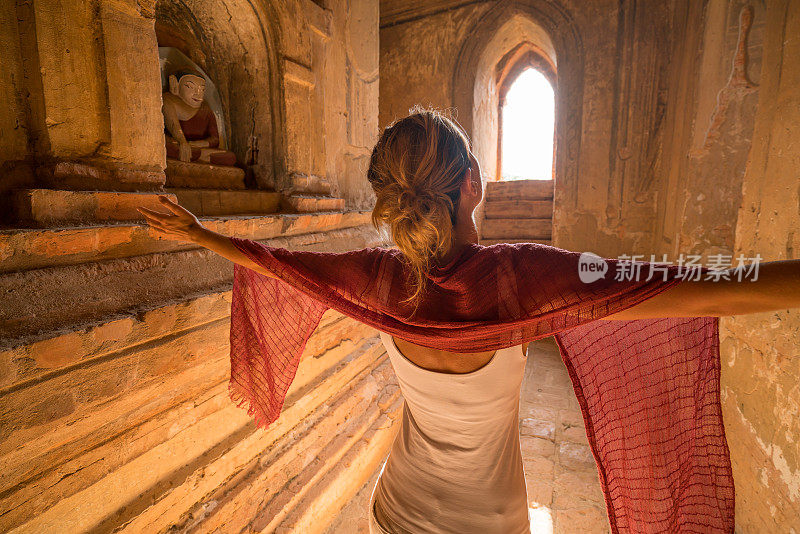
398 187 425 210
366 108 472 314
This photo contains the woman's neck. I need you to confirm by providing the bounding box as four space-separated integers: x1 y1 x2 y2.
435 215 479 267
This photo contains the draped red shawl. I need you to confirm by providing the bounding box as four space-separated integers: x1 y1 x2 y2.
228 237 734 533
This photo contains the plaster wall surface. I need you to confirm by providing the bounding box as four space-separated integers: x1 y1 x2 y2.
719 0 800 529
658 0 765 261
650 0 800 527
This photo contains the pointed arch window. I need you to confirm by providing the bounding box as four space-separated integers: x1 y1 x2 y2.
496 45 557 181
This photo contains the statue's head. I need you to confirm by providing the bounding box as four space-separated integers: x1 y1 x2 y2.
168 70 206 108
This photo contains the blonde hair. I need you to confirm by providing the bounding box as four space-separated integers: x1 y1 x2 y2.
367 108 472 314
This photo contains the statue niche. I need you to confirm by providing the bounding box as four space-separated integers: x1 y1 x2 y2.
162 70 237 167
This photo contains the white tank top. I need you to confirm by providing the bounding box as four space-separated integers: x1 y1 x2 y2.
373 331 530 533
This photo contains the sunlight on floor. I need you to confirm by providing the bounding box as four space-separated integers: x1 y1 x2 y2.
529 505 555 533
501 68 555 181
518 337 611 533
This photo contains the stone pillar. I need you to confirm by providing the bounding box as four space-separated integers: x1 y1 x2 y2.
95 0 165 180
17 0 165 192
339 0 379 210
272 0 378 211
274 2 333 198
282 57 330 194
0 1 30 191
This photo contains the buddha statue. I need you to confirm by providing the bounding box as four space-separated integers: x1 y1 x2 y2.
162 70 237 167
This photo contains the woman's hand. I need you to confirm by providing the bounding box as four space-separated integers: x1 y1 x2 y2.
139 196 280 279
138 196 206 244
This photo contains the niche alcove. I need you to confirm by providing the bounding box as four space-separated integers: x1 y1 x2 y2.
154 0 282 216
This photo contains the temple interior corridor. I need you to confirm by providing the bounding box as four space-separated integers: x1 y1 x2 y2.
1 0 799 532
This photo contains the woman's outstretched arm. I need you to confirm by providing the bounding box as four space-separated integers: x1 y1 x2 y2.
138 196 279 279
602 259 800 319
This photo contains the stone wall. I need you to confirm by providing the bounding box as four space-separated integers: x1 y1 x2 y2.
0 0 378 209
0 0 395 532
0 212 401 534
652 0 800 528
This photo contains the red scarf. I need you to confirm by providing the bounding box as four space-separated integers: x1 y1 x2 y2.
228 237 734 533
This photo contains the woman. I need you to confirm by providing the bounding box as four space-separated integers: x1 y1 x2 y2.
140 110 799 533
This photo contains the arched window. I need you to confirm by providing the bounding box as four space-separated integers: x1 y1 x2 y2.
499 68 555 180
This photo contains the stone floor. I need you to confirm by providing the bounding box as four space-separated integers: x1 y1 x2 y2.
518 336 610 533
325 336 611 533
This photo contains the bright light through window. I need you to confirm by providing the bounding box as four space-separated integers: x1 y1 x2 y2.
500 68 555 180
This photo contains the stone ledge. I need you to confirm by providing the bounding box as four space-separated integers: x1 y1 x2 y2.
281 193 346 213
0 223 387 343
485 179 555 201
267 395 403 533
11 340 392 533
0 290 231 387
287 173 333 195
484 199 554 219
0 288 348 388
0 210 373 273
170 355 399 534
324 452 386 533
481 217 553 240
164 159 246 189
167 188 281 216
264 172 334 196
9 189 178 227
36 160 166 193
